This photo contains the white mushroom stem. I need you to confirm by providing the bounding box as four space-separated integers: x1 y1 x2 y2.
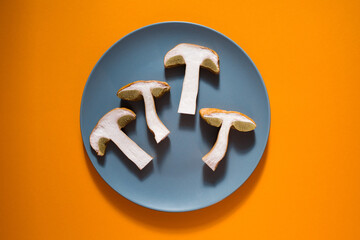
142 88 170 143
178 63 200 115
106 128 153 170
202 120 232 171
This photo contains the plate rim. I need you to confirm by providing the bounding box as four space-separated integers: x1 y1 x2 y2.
80 21 271 212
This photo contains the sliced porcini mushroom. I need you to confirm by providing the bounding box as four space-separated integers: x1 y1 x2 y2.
117 80 170 143
164 43 219 115
90 108 153 170
200 108 256 171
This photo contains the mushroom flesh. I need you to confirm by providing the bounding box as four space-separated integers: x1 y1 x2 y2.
117 80 170 143
90 108 153 170
164 43 219 115
200 108 256 171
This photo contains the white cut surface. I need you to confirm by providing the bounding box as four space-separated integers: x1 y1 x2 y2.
119 81 170 143
164 44 219 115
90 109 153 170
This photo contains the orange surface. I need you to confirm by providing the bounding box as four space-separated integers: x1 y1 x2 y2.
1 0 360 239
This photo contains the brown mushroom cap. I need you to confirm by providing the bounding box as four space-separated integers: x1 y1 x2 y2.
199 108 256 132
117 80 170 101
164 43 220 74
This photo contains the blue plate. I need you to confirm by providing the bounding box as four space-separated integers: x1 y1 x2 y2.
80 22 270 212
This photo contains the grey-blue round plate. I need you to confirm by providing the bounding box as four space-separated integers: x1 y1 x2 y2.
80 22 270 212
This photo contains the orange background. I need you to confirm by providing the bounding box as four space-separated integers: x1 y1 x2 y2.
1 0 359 239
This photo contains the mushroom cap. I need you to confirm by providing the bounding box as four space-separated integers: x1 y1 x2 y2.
199 108 256 132
117 80 170 101
164 43 220 74
89 108 136 156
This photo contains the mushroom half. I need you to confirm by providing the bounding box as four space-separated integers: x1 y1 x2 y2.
117 80 170 143
90 108 153 170
164 43 219 115
200 108 256 171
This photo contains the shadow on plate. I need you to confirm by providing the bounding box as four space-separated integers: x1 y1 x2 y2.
154 90 172 115
120 100 144 121
178 114 196 130
83 136 269 231
199 115 218 148
146 128 171 170
202 156 227 186
200 67 220 89
164 65 185 80
229 130 256 154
